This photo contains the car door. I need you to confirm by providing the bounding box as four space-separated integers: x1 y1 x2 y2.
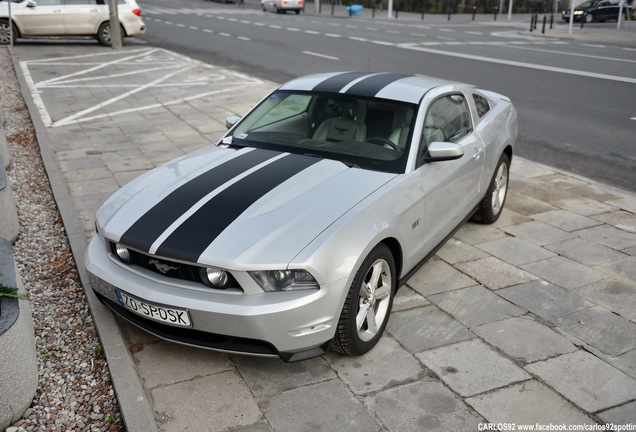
400 92 486 270
17 0 65 35
63 0 104 35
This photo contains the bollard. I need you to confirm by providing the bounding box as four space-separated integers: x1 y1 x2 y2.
331 2 335 15
472 7 476 20
421 9 425 19
534 13 538 29
373 6 375 17
530 14 534 31
448 9 451 20
550 13 554 28
542 15 546 33
580 14 585 27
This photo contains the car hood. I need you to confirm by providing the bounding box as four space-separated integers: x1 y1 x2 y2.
99 147 397 268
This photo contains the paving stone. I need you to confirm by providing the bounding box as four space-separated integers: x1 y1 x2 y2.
435 238 489 264
152 370 261 431
387 306 474 353
504 191 558 216
476 237 556 266
521 256 607 289
325 337 424 395
67 177 119 198
453 222 508 245
416 339 531 397
392 285 430 312
592 210 636 233
509 158 555 178
455 256 537 290
428 285 525 328
577 225 636 250
554 306 636 356
259 381 380 432
525 351 636 412
466 380 594 427
133 340 234 389
492 208 533 228
615 349 636 379
498 280 595 320
545 237 627 266
532 209 601 232
598 401 636 427
502 221 576 246
232 355 336 397
595 256 636 282
364 379 484 431
556 197 618 216
606 196 636 214
473 316 577 363
577 278 636 322
406 259 476 296
534 173 594 190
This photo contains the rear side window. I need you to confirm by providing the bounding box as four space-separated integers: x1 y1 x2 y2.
473 94 490 118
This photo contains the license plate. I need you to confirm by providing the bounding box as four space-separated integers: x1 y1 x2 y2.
116 290 192 328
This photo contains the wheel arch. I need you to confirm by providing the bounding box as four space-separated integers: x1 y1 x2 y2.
379 237 403 286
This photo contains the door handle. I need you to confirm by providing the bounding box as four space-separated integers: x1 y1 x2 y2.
473 147 484 160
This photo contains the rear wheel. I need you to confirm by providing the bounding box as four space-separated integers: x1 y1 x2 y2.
97 22 125 46
0 19 17 45
472 153 510 224
331 244 395 356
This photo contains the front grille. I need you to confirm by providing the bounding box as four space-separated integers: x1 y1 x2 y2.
109 242 241 291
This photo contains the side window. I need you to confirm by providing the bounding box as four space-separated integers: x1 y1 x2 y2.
37 0 63 5
423 94 471 145
473 94 490 118
65 0 97 4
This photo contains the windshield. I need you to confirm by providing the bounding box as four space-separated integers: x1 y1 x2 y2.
576 1 597 7
224 91 417 174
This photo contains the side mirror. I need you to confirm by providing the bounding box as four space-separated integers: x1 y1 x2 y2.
26 0 37 7
422 141 464 163
225 115 241 130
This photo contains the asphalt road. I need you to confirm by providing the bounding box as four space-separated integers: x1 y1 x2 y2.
137 0 636 191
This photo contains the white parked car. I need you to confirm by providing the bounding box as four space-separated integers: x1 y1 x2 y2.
0 0 145 46
261 0 304 14
86 72 517 362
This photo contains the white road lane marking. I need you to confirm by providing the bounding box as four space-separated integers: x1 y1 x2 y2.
303 51 340 60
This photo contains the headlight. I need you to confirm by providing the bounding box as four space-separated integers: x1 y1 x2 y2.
250 270 319 292
574 10 583 14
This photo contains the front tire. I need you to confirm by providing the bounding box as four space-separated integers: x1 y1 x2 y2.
0 19 17 45
584 13 594 23
331 244 395 356
472 153 510 224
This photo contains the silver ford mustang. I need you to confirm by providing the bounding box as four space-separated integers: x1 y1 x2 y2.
85 72 517 362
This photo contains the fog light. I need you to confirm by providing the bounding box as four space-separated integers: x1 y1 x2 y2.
114 243 131 264
200 268 230 289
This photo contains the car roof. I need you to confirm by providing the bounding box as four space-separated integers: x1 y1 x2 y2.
277 72 455 104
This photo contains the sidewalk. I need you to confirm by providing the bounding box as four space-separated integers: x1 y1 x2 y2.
5 27 636 432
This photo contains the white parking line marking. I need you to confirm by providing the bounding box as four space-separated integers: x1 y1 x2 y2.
20 48 263 128
303 51 339 60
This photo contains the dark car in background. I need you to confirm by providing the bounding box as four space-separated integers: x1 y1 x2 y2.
562 0 633 22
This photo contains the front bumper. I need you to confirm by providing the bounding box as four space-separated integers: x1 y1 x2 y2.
85 236 345 362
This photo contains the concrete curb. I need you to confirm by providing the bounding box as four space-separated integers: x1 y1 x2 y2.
0 105 20 243
0 239 38 431
8 47 159 432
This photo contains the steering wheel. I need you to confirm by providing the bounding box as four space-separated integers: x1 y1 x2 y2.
366 137 400 152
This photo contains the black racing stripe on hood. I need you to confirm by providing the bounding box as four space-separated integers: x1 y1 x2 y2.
311 71 371 93
155 153 321 263
344 73 411 98
119 149 281 252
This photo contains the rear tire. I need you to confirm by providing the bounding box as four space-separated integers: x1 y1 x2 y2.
472 153 510 224
331 244 395 356
97 22 111 46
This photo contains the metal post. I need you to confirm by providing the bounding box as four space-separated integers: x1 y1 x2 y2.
108 0 122 49
542 14 546 32
529 14 534 31
7 0 12 47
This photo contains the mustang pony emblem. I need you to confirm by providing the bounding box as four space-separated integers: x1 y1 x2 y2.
148 259 178 274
